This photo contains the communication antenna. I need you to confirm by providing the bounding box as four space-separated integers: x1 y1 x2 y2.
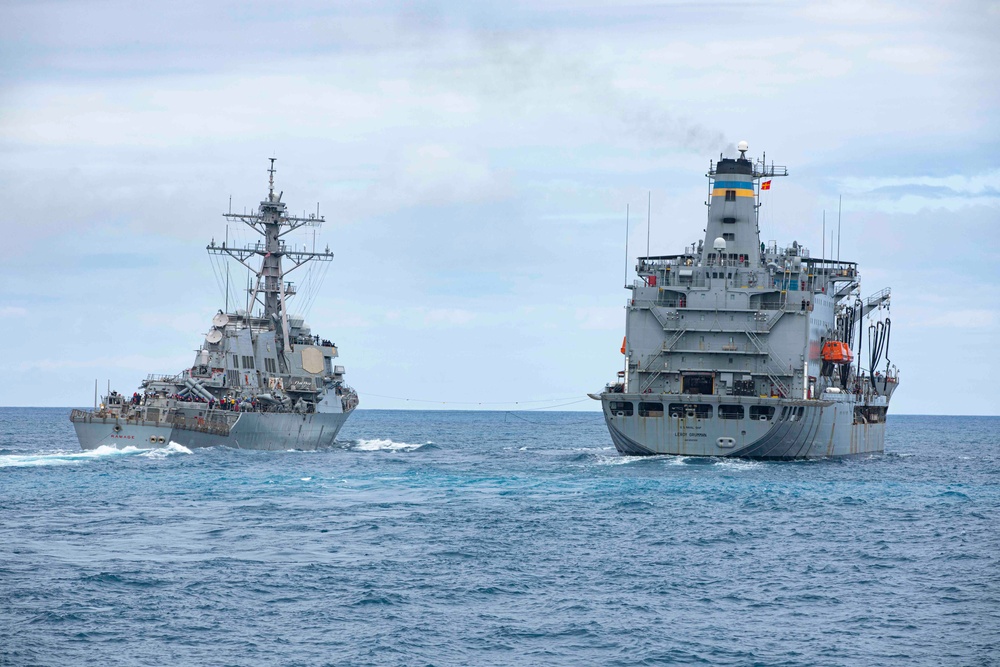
822 210 826 261
268 158 277 200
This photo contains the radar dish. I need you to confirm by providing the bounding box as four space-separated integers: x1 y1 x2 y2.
212 312 229 327
713 237 727 251
205 329 223 344
737 140 749 153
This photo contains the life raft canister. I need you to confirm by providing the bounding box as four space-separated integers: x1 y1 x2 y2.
821 341 854 364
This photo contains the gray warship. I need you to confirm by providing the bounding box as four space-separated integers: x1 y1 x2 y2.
594 142 897 459
71 160 358 450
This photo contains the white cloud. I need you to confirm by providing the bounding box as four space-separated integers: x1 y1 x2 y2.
0 1 997 414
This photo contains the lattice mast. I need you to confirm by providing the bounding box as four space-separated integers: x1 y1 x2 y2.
207 159 333 373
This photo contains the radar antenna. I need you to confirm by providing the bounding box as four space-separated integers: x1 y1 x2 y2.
207 159 334 373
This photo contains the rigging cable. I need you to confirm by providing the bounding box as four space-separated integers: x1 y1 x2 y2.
503 401 601 425
360 392 591 407
881 317 891 393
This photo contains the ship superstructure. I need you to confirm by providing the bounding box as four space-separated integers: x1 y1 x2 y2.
72 160 358 450
594 142 897 459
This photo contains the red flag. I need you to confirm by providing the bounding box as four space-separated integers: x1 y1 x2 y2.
760 180 772 191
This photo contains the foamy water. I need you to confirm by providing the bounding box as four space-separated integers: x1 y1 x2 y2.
352 438 429 452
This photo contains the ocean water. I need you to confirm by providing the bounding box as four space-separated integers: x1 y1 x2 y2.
1 408 998 666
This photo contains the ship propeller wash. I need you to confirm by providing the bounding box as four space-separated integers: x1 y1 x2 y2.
72 160 358 450
593 142 898 459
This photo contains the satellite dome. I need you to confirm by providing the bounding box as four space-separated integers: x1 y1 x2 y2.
713 237 727 252
737 140 749 153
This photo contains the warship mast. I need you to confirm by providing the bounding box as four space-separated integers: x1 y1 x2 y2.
207 159 334 373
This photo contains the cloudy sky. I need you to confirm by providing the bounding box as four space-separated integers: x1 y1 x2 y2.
1 0 997 415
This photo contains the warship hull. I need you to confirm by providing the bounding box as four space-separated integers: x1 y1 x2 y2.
70 160 359 452
72 410 351 451
599 393 889 459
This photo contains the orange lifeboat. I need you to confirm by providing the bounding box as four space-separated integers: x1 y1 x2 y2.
822 341 854 363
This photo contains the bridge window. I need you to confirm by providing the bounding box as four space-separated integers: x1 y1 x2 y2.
638 402 664 417
725 190 736 201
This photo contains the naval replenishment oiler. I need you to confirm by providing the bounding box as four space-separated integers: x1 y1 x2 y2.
71 160 358 450
593 142 898 459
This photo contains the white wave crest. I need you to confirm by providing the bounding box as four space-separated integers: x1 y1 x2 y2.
594 454 645 466
714 457 762 471
353 438 425 452
141 442 193 459
0 445 146 468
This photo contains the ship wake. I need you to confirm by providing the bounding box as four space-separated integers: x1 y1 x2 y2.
351 438 434 452
0 443 192 467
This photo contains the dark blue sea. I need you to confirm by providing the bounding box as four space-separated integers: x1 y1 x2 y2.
1 408 997 666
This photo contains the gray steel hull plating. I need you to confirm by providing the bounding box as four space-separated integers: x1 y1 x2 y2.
72 411 352 451
600 394 884 460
